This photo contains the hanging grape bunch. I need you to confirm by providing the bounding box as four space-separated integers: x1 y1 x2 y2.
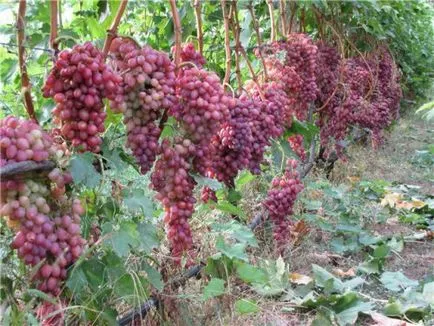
170 44 234 176
288 134 306 161
150 138 197 263
0 116 85 296
109 37 177 173
263 159 304 253
42 42 123 153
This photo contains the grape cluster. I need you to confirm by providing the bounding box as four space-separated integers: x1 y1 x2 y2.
42 42 122 153
208 97 254 186
315 42 402 155
263 159 304 253
171 64 233 176
259 34 318 121
201 186 217 203
288 134 306 161
150 139 196 263
36 301 65 326
243 82 287 173
0 116 85 296
179 43 206 68
109 37 177 173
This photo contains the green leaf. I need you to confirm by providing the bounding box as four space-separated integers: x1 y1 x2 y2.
373 244 390 258
235 262 267 284
216 201 246 218
312 264 344 293
336 299 373 325
142 262 164 292
383 301 404 316
234 299 259 314
380 272 419 292
104 222 139 257
191 174 223 191
235 170 256 190
66 266 88 293
26 289 57 305
122 188 154 216
358 258 381 275
216 236 248 261
203 278 225 300
211 221 258 247
422 282 434 304
114 273 149 300
137 223 159 253
69 153 101 188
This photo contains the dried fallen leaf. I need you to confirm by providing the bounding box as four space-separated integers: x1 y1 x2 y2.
289 273 312 285
370 312 418 326
347 176 361 184
333 267 356 278
381 193 404 208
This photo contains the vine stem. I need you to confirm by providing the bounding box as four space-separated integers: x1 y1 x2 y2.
230 2 242 92
233 2 264 99
102 0 128 58
49 0 59 54
288 1 297 34
193 0 203 56
169 0 182 72
247 1 268 80
267 0 276 42
159 0 182 131
279 0 287 37
220 0 232 87
17 0 37 123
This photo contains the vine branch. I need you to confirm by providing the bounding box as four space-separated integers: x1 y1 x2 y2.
248 1 268 80
279 0 287 37
49 0 59 54
17 0 37 123
170 0 182 71
230 2 242 91
193 0 203 56
221 0 232 87
267 0 276 42
0 161 56 180
102 0 128 58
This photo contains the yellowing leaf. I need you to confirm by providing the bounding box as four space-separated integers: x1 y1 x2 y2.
370 312 418 326
381 193 403 208
347 176 360 183
333 267 356 278
289 273 312 285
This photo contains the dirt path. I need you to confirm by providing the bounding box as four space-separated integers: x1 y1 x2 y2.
334 113 434 195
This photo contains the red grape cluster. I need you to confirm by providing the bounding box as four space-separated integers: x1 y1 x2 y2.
109 37 177 174
208 97 254 186
178 43 206 68
171 63 233 176
259 34 318 121
315 42 402 155
263 159 304 253
0 116 85 296
201 186 217 203
42 42 122 153
150 139 196 263
288 134 306 161
36 300 65 326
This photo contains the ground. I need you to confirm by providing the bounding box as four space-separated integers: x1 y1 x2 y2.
140 113 433 325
